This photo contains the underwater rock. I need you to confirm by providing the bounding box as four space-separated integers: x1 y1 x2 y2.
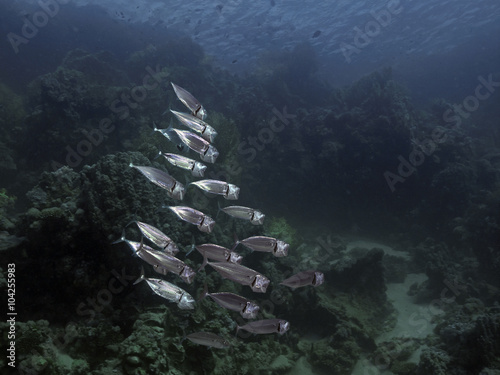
416 348 450 375
329 248 387 301
0 231 25 251
23 166 83 246
16 152 191 326
302 338 360 375
269 354 293 373
369 337 419 375
62 49 129 86
434 304 500 371
264 216 299 248
409 237 467 303
0 141 16 171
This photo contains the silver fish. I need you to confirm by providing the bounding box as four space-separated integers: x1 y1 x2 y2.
238 236 288 257
236 319 290 336
196 244 243 270
172 129 219 163
171 82 207 120
220 206 265 225
147 250 196 284
171 110 217 143
153 122 180 143
200 284 259 319
280 270 324 289
183 332 230 349
190 180 240 200
168 206 215 233
134 270 195 310
112 234 156 255
158 151 206 177
207 261 270 293
128 220 179 255
113 234 194 283
129 163 185 200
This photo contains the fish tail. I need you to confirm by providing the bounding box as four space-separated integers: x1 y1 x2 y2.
198 255 208 272
153 149 163 160
186 236 196 257
179 326 187 345
167 120 174 132
155 203 169 213
230 232 240 252
130 235 145 258
161 104 172 117
125 220 136 228
133 266 146 285
198 282 209 301
151 121 158 135
216 201 222 220
111 229 127 245
185 245 196 257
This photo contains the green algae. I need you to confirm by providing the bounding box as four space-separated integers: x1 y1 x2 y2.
264 216 298 248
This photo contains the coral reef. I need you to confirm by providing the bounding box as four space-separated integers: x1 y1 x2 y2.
264 216 298 248
0 188 16 230
1 31 499 375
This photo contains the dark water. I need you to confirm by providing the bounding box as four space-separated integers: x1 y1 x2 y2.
1 1 499 375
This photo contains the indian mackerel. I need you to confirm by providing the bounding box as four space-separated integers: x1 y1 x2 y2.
220 206 265 225
113 235 194 284
196 243 243 271
200 284 259 319
206 261 270 293
237 236 289 257
128 220 179 255
236 319 290 336
134 271 195 310
171 82 207 120
183 332 230 349
172 129 219 163
168 206 215 233
129 163 185 200
158 151 207 177
170 110 217 143
190 179 240 200
280 270 324 289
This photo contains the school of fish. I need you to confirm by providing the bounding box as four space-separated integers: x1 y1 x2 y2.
114 83 324 348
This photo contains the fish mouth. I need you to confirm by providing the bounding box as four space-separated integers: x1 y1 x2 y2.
201 145 219 163
313 272 325 287
250 211 265 225
171 184 185 200
197 216 215 233
279 321 290 334
251 275 270 293
181 266 196 284
241 303 260 319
